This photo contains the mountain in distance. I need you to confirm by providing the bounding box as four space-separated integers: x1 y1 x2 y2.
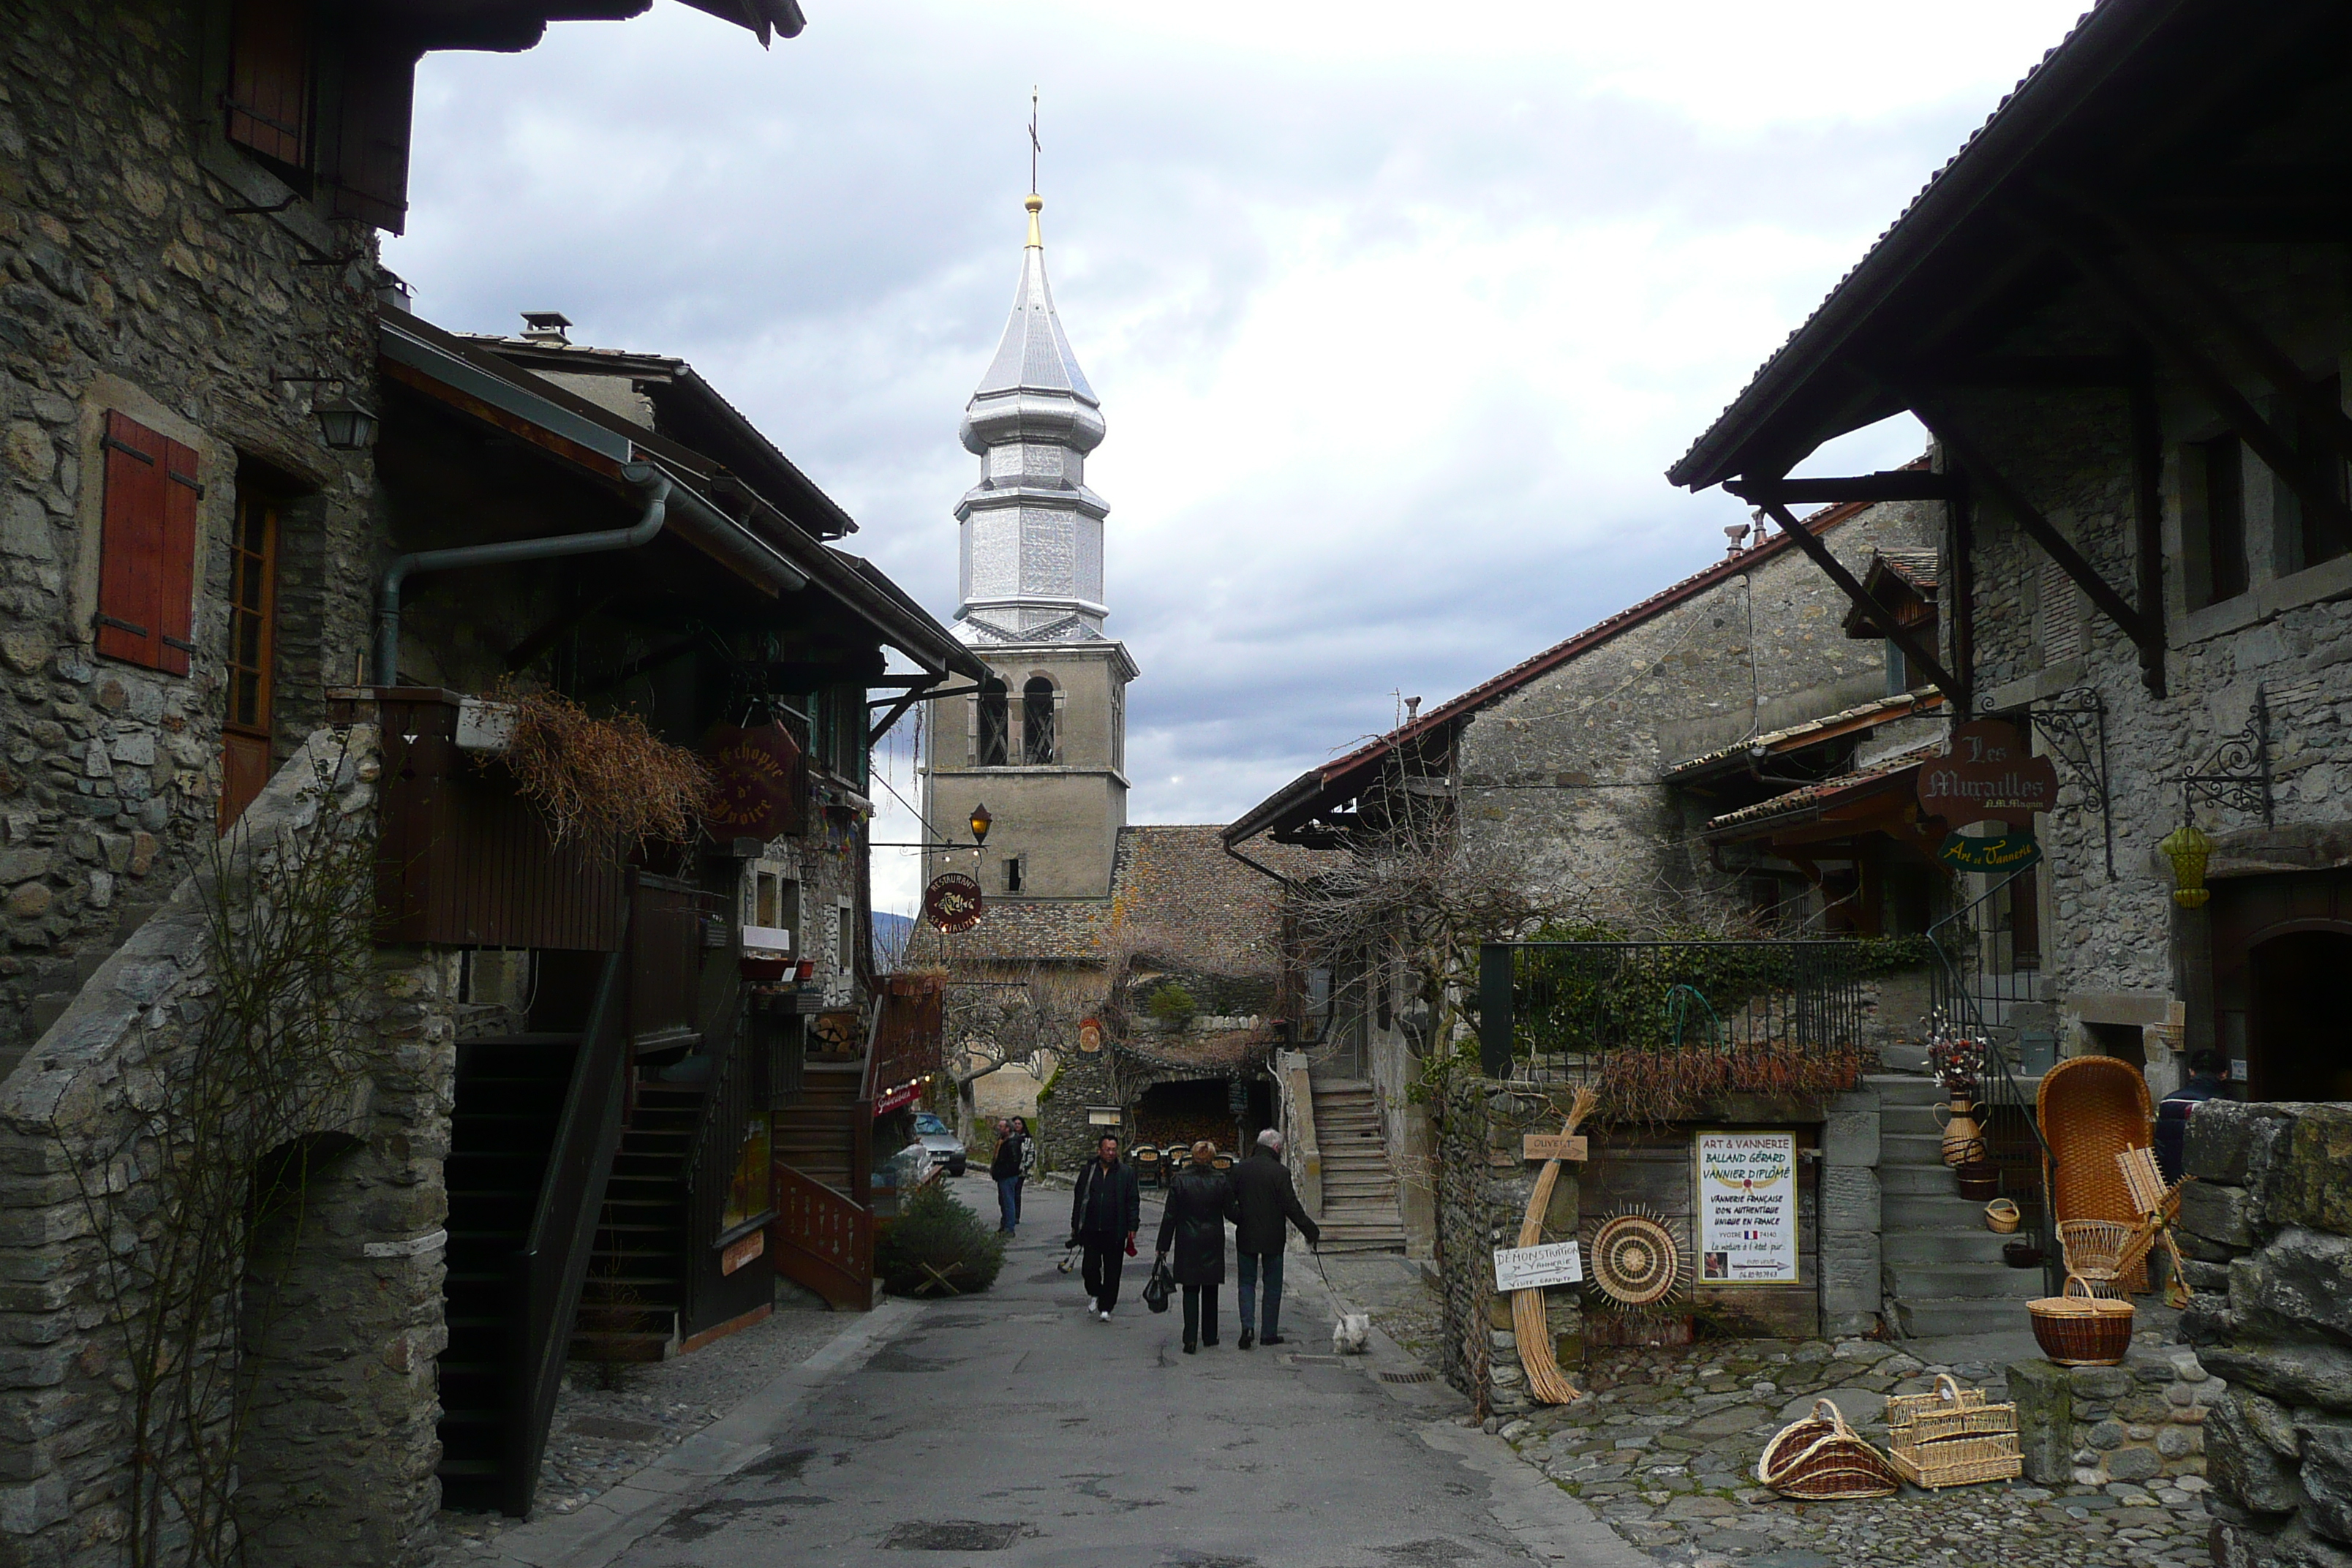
872 910 916 971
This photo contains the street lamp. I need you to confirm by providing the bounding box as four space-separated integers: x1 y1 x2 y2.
314 396 380 451
969 802 992 847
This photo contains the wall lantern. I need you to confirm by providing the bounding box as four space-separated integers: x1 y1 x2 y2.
314 396 380 451
968 802 993 847
2160 822 2214 909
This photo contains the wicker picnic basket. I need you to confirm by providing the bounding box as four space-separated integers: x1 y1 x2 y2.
1984 1199 2021 1235
1756 1398 1900 1500
2029 1273 2136 1366
1886 1374 2023 1489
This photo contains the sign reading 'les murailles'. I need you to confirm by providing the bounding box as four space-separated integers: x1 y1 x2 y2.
1915 719 2059 828
1695 1131 1799 1284
1493 1240 1584 1292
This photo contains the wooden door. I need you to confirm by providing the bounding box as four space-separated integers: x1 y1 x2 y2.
218 485 279 832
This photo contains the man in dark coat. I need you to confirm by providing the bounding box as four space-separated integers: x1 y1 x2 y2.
1229 1128 1320 1349
990 1117 1029 1236
2156 1049 2231 1183
1156 1140 1237 1353
1068 1134 1140 1321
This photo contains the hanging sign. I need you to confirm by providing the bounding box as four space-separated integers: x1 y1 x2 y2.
1915 720 2059 827
702 725 806 841
1077 1018 1104 1055
1939 829 2042 873
922 873 984 933
1493 1240 1585 1292
1695 1131 1800 1285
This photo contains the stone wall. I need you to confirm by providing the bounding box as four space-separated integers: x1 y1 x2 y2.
2010 1349 2219 1495
0 728 451 1568
1432 1074 1581 1415
2174 1100 2352 1568
1 0 383 1079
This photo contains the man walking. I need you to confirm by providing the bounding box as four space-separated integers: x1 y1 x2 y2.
1068 1134 1139 1321
990 1117 1029 1236
1229 1128 1319 1349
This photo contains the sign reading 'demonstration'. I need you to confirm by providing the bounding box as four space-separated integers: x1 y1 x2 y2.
1695 1131 1799 1285
1938 829 2043 874
1493 1240 1584 1292
1915 720 2060 828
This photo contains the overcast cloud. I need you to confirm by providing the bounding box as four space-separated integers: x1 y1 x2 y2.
384 0 2090 915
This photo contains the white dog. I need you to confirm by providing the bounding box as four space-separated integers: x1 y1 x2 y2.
1332 1312 1372 1355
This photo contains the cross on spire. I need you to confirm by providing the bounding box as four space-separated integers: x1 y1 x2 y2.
1028 87 1041 197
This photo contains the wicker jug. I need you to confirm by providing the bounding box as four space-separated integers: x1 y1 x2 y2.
1936 1096 1986 1166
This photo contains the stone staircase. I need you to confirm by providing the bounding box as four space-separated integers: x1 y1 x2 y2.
1308 1078 1407 1254
1874 1071 2045 1337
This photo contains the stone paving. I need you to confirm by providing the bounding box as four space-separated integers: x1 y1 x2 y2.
423 1296 849 1564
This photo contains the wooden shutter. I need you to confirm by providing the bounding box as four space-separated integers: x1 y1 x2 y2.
2038 559 2082 666
226 0 313 170
96 412 201 676
325 40 420 232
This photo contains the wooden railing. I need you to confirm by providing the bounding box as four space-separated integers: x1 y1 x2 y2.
680 987 773 1338
770 1161 873 1311
505 919 630 1515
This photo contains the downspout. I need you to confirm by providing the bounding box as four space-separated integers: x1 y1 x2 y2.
374 463 673 685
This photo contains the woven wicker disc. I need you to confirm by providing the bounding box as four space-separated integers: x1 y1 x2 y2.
1591 1213 1682 1307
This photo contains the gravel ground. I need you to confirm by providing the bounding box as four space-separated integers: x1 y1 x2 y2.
422 1295 851 1564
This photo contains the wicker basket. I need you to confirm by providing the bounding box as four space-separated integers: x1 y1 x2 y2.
1889 1430 2024 1490
1984 1199 2021 1235
2029 1273 2136 1365
1886 1374 2023 1489
1956 1162 2002 1199
1757 1398 1900 1500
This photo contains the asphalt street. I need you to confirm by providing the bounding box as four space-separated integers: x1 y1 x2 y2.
580 1172 1643 1568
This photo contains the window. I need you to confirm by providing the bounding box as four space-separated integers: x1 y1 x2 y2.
220 0 421 232
1003 856 1023 894
976 678 1008 766
837 903 855 977
225 0 312 174
95 412 200 676
2200 434 2249 605
2286 376 2351 570
218 480 280 829
1022 677 1057 764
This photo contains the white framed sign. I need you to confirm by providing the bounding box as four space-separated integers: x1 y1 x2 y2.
1493 1240 1584 1292
1695 1131 1799 1285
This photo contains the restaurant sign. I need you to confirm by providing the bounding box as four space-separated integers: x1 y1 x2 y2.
702 724 805 841
1939 829 2041 874
923 872 984 933
1915 720 2059 827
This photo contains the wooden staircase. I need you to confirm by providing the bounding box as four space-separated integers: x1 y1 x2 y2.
1309 1077 1408 1254
774 1063 862 1196
570 1082 704 1364
437 1035 577 1511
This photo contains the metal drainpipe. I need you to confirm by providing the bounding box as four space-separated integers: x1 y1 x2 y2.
374 463 676 686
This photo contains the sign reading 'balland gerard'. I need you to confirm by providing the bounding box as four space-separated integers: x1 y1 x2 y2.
1695 1131 1799 1285
1915 720 2059 827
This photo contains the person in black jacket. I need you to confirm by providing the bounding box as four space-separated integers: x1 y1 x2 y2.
989 1118 1030 1236
1156 1140 1238 1353
1068 1134 1140 1321
2156 1049 2231 1183
1229 1128 1320 1348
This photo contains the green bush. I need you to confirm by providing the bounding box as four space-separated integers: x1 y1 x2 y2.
877 1182 1006 1297
1146 982 1198 1025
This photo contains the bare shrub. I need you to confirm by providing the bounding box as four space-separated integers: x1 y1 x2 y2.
493 685 712 848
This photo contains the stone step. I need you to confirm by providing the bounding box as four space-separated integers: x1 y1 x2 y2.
1884 1262 2046 1300
1882 1229 2019 1264
1882 1105 1947 1135
1880 1164 1977 1196
1866 1073 1946 1104
1883 1192 2002 1230
1884 1133 1961 1164
1892 1297 2036 1338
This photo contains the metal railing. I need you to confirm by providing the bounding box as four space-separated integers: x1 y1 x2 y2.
1477 939 1893 1096
505 917 630 1516
1926 869 2059 1292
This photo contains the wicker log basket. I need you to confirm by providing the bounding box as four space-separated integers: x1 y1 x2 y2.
1886 1373 2024 1489
2029 1273 2136 1366
1757 1398 1900 1500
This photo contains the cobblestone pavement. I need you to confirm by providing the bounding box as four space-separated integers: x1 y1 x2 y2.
423 1297 851 1564
1372 1273 2206 1568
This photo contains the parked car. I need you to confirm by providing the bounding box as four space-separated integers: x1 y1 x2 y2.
913 1112 967 1176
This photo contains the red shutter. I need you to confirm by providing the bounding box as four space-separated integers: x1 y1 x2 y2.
95 412 201 676
226 0 313 169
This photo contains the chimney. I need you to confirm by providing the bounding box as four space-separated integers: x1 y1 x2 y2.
1404 696 1422 723
520 311 573 346
1723 523 1749 557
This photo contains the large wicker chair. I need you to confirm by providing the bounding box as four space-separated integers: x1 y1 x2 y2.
2037 1054 2155 1292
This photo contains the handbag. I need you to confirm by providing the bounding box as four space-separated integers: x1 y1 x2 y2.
1142 1259 1175 1314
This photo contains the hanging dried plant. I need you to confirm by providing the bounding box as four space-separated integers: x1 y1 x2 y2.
493 687 714 848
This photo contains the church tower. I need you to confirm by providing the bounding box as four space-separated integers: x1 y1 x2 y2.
924 193 1136 902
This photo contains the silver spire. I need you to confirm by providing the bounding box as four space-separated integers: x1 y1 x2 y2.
954 194 1110 644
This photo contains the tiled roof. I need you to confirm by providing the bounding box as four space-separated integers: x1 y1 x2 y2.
1703 755 1923 837
1874 550 1940 594
1662 690 1945 782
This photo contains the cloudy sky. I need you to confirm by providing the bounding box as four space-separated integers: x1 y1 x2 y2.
386 0 2090 916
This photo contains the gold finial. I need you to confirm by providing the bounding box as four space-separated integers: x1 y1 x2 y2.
1025 192 1043 249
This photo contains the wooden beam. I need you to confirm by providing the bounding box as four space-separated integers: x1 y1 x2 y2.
1735 470 1960 503
1907 405 2156 658
1911 354 2140 390
2127 355 2171 698
1948 475 1977 717
868 679 940 745
1748 499 1965 711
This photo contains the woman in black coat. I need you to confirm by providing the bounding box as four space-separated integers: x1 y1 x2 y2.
1155 1139 1237 1353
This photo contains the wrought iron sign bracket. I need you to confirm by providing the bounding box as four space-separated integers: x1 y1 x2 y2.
2180 683 2273 827
2024 689 2116 880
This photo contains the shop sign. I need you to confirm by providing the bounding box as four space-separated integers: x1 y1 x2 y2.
702 725 804 841
1077 1017 1103 1055
1493 1240 1584 1292
1939 829 2042 873
1915 720 2059 827
1522 1134 1588 1162
874 1078 923 1115
720 1229 766 1276
923 872 985 933
1695 1131 1799 1285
